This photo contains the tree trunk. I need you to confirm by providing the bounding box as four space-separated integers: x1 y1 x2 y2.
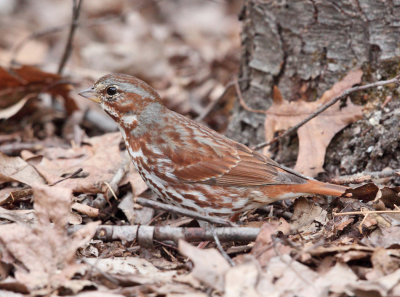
228 0 400 178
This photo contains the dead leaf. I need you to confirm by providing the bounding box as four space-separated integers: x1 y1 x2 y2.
347 269 400 297
84 257 177 283
224 257 263 297
0 65 78 117
291 197 328 233
118 192 154 225
0 152 45 185
251 221 292 266
264 254 319 297
313 262 358 295
363 226 400 248
0 207 35 224
25 132 144 193
0 184 99 294
178 240 230 291
264 69 363 176
0 95 32 119
367 248 400 279
75 292 125 297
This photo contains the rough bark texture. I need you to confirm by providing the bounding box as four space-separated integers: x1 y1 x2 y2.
228 0 400 179
325 99 400 181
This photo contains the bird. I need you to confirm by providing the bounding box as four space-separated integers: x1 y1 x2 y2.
79 74 348 220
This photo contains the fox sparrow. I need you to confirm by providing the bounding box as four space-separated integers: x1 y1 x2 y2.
79 74 347 219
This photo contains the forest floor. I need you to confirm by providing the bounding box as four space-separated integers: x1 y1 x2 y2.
0 1 400 296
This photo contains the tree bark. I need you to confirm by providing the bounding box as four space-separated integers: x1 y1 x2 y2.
228 0 400 177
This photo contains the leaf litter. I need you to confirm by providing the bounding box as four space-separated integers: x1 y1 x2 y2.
265 69 364 177
0 1 400 296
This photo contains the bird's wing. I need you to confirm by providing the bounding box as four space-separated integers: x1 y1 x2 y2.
165 113 306 187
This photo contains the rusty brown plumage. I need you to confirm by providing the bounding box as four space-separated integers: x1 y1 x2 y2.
79 74 348 219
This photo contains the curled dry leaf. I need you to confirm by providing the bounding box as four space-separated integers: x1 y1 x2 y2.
363 226 400 248
264 69 363 176
178 240 230 292
84 257 177 284
0 65 78 118
251 221 291 266
224 257 264 297
291 197 328 234
75 292 125 297
0 184 99 294
0 152 45 185
24 132 146 194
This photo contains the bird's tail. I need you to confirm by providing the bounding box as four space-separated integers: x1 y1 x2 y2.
260 179 348 203
299 179 348 197
307 180 349 197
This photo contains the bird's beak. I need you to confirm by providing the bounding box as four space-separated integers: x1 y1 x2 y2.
78 87 101 103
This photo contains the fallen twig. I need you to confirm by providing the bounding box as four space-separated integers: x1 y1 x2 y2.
196 78 249 122
330 169 400 184
333 209 400 216
68 225 260 244
306 244 374 256
234 79 266 114
196 81 235 121
135 197 236 227
253 74 400 151
57 0 83 74
50 168 83 186
71 202 99 218
10 0 149 67
211 226 235 266
0 142 43 155
6 188 33 205
105 156 130 200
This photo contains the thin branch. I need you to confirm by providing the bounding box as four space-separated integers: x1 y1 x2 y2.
234 79 266 114
9 0 149 66
68 225 260 244
10 26 66 66
211 226 235 266
0 142 43 155
135 197 236 227
49 168 83 186
57 0 83 75
71 202 99 218
329 169 400 184
196 78 249 122
105 156 130 200
333 209 400 216
253 74 400 151
358 212 369 234
196 81 235 121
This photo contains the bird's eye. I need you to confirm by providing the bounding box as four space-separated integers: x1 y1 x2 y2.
106 86 117 96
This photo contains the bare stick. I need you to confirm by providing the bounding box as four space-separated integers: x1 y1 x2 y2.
71 202 99 218
196 78 249 122
253 75 400 151
69 225 260 244
105 156 130 200
135 197 236 227
211 226 235 266
196 81 235 121
57 0 83 75
10 26 66 66
0 142 43 155
234 79 266 114
49 168 83 186
330 169 400 184
333 209 400 216
10 0 148 66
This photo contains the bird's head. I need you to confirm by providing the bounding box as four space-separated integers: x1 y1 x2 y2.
79 73 163 130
